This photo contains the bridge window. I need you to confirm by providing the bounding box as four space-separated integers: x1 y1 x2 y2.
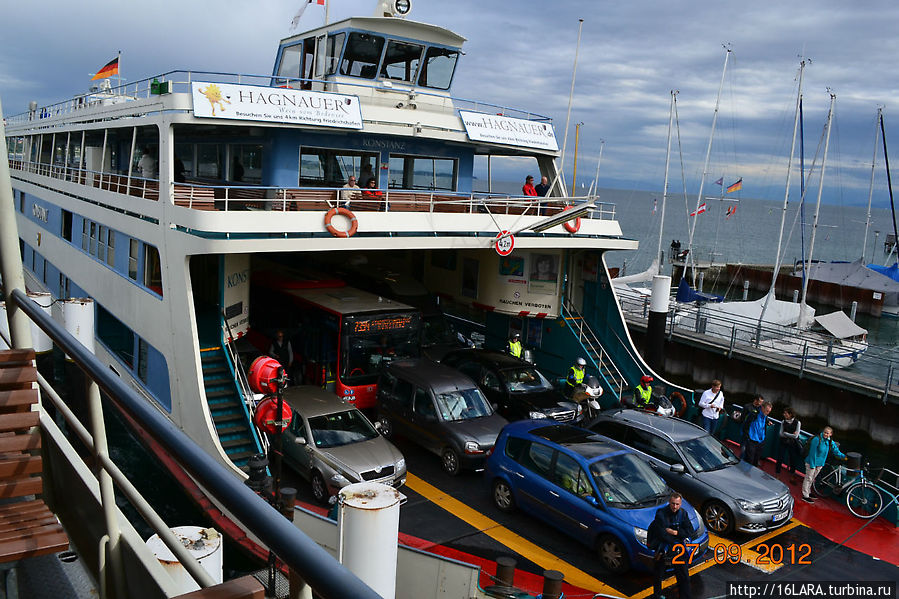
326 33 345 75
299 147 378 187
418 47 459 90
197 144 223 180
381 40 423 82
340 32 385 78
278 43 302 79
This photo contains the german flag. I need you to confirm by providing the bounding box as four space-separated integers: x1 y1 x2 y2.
91 57 119 81
726 178 743 193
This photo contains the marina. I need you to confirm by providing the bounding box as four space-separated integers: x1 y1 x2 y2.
2 1 899 598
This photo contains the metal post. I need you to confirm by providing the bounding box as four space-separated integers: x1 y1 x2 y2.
0 96 34 349
541 570 564 599
728 325 737 358
826 339 834 367
850 301 858 322
743 280 749 300
87 381 125 598
884 363 894 404
792 289 799 303
698 271 705 293
800 343 808 377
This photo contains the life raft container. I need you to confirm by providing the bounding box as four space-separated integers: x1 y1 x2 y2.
253 396 293 435
248 356 283 394
324 207 358 238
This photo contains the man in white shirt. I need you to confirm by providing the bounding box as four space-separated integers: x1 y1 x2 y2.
137 147 157 179
340 176 360 206
698 380 724 435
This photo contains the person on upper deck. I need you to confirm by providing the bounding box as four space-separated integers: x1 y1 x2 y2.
361 177 383 199
138 146 157 180
535 176 551 197
340 176 360 206
522 175 538 196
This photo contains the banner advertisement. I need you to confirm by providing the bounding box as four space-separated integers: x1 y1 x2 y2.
459 110 559 151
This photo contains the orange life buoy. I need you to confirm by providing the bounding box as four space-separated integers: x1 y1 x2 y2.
669 391 687 418
562 205 581 234
253 396 293 435
324 207 358 238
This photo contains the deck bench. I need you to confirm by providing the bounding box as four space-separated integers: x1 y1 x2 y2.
174 184 217 210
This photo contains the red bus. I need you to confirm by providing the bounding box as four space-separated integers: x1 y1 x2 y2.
252 278 421 409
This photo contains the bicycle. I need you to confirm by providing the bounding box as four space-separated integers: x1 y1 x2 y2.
812 459 883 519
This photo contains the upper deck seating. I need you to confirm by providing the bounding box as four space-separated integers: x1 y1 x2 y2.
0 349 69 564
174 184 216 210
282 188 335 211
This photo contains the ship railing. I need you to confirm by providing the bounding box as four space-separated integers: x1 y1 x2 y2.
8 159 160 201
4 69 551 125
7 288 382 599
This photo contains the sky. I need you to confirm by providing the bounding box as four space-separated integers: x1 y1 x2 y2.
4 0 899 209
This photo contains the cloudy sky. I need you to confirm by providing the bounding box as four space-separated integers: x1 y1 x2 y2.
4 0 899 208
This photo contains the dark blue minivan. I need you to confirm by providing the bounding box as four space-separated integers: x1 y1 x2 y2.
485 420 708 573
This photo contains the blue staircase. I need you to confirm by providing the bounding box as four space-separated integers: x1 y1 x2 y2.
201 345 261 471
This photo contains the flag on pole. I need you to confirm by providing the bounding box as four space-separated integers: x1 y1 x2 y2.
726 178 743 193
690 202 707 217
651 198 657 214
290 0 326 31
714 177 723 186
726 205 737 219
91 57 119 81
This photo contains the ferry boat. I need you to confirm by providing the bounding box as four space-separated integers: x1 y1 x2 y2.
3 2 898 597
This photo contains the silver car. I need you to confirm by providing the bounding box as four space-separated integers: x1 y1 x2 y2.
281 386 406 503
589 409 793 535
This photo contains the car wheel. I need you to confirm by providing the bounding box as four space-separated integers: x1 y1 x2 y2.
492 479 515 513
597 534 629 574
703 500 734 534
377 416 393 439
441 447 461 476
311 471 329 505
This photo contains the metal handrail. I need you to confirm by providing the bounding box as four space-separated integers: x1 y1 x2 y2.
220 314 268 453
9 288 380 599
560 301 626 400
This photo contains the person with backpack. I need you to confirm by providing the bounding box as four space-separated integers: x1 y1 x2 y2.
802 426 847 504
736 395 764 458
697 380 724 434
776 407 802 482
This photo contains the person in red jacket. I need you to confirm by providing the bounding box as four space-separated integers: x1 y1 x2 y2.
522 175 538 196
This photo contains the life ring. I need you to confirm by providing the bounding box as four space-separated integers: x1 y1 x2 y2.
562 205 581 234
669 391 687 418
324 207 358 238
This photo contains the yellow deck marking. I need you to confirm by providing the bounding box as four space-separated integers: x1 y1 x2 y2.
405 473 623 595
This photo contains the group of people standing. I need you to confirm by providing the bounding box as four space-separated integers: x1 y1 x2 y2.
522 175 551 197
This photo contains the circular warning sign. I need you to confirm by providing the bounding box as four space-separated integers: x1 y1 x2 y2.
494 230 515 256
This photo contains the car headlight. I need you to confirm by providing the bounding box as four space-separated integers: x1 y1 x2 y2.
464 441 481 453
634 527 648 546
737 499 764 513
528 411 548 419
396 458 406 472
330 473 351 488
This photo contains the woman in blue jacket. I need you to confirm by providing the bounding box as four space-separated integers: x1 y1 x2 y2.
802 426 847 504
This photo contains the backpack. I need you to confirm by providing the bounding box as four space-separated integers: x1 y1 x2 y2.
802 436 829 460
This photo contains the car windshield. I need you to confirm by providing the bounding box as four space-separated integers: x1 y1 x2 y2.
678 434 739 472
435 387 492 421
589 453 668 508
499 367 553 393
308 409 379 448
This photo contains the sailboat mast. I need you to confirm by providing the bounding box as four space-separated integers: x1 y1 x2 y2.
880 111 899 259
799 91 837 328
686 46 732 284
588 139 605 197
862 107 881 261
655 91 677 274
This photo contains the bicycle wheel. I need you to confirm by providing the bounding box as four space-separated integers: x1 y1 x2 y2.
813 464 837 498
846 483 883 519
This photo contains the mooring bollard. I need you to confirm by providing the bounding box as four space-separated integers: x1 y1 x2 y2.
541 570 564 599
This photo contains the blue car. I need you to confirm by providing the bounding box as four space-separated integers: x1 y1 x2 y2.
485 420 708 573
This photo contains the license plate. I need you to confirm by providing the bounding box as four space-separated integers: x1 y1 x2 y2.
773 510 789 522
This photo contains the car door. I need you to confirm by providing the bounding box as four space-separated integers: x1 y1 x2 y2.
480 368 510 415
409 387 442 453
548 451 601 545
509 439 557 518
627 428 692 491
389 379 416 437
284 412 314 480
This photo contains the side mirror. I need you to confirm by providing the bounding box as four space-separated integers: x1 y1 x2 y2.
585 495 599 508
373 421 383 433
294 436 307 446
670 464 685 474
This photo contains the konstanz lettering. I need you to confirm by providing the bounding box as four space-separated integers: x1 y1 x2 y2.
237 91 350 113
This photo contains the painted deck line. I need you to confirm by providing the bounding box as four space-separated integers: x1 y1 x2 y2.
404 472 621 596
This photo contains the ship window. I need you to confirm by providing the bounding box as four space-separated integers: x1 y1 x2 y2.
59 274 70 300
144 245 163 296
175 143 194 180
299 147 378 188
89 222 97 256
82 220 89 251
106 231 115 267
97 305 135 368
97 226 107 263
387 154 457 191
129 239 138 281
381 40 423 82
137 338 149 382
340 32 384 78
418 47 459 90
229 144 263 184
197 144 223 180
325 33 345 75
61 210 73 242
278 43 302 79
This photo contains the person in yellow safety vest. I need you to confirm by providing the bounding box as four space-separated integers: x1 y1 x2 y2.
632 375 653 409
506 332 522 359
566 357 587 397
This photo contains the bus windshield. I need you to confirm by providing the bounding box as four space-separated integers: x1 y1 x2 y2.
342 312 420 384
